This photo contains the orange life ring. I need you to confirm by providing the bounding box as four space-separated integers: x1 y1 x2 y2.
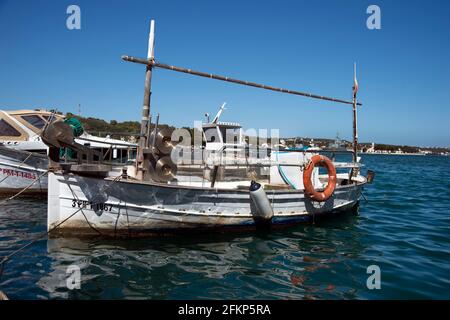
303 155 337 202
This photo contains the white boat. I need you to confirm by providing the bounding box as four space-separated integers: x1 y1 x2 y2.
0 109 137 195
0 145 48 195
47 169 365 236
43 20 372 237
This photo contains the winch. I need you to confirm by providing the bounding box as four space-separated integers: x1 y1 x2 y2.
41 118 111 176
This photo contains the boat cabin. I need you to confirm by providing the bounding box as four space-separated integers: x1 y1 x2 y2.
0 109 61 152
0 109 137 164
202 121 244 151
202 104 245 151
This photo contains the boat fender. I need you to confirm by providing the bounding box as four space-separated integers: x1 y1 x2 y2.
249 181 274 223
303 155 336 202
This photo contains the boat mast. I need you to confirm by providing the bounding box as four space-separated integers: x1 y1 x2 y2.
123 20 364 176
136 20 155 180
352 63 359 165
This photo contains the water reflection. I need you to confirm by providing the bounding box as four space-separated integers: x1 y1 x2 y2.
3 155 450 299
38 211 365 299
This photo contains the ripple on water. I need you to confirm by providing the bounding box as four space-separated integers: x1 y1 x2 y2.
0 155 449 299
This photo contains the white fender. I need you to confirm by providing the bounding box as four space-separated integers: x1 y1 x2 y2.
249 181 274 222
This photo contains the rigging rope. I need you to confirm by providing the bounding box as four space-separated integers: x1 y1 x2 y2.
0 173 123 283
0 170 49 206
0 203 86 283
0 152 33 185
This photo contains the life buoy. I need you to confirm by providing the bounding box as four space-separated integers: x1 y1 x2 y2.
303 155 337 202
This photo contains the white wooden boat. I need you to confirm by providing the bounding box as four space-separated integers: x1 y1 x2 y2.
42 20 372 237
47 170 365 236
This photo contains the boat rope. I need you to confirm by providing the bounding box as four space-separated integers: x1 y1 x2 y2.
0 170 49 206
0 152 33 185
361 192 368 203
66 183 103 236
0 203 87 283
0 174 123 284
65 174 124 236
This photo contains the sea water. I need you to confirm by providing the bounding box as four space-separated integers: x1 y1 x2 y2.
0 154 449 299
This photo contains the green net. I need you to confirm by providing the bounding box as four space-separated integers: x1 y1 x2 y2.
64 117 84 137
60 117 84 159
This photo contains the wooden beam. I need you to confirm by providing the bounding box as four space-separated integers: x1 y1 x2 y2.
122 55 362 106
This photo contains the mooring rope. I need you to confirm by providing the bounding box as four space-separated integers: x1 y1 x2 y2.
0 170 49 206
361 192 368 203
0 152 34 185
0 173 123 283
0 203 87 283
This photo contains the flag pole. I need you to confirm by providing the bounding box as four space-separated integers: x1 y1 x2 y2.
352 62 359 166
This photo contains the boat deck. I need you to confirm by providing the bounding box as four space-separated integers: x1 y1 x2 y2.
149 173 366 190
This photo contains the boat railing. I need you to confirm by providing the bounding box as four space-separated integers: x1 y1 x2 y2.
171 145 361 185
173 145 360 168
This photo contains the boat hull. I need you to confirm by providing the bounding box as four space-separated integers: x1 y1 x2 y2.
48 172 365 237
0 146 48 195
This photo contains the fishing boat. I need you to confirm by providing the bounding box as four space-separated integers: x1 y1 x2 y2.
42 20 373 237
0 109 137 195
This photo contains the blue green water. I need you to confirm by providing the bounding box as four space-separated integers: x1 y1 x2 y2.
1 154 449 299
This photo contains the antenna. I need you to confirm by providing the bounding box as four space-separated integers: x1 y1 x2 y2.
212 102 226 124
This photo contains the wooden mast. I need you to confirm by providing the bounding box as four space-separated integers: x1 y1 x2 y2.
125 20 363 180
136 20 155 180
352 62 359 165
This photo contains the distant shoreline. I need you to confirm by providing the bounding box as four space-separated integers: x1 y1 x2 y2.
359 152 447 156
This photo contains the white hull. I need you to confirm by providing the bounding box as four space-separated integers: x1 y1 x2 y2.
0 147 48 195
48 172 365 236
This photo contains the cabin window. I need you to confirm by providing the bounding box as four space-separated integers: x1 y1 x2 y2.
204 128 219 143
42 115 56 123
21 115 46 129
0 119 21 136
221 128 240 144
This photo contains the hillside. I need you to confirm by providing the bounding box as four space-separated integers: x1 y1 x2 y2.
65 112 176 139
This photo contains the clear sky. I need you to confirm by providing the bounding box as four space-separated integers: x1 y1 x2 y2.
0 0 449 147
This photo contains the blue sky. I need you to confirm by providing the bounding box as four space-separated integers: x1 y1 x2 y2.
0 0 449 147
